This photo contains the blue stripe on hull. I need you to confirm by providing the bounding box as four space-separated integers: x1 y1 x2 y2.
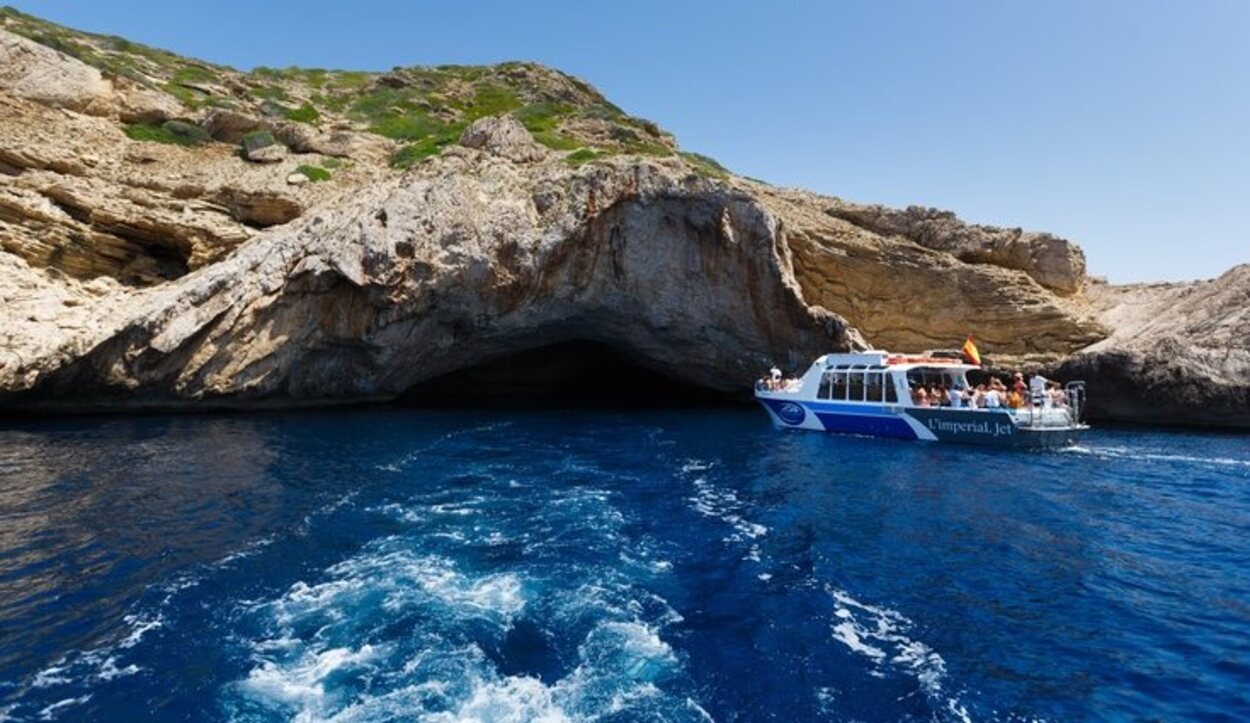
813 412 919 440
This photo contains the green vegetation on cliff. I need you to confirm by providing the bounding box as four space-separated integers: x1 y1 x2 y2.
1 5 729 173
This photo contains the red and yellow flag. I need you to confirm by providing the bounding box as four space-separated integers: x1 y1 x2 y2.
961 335 982 365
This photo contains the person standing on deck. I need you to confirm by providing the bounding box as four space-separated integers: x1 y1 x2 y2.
1029 373 1049 405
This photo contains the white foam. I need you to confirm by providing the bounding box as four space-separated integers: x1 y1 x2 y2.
1062 445 1250 469
30 666 71 689
831 621 887 662
23 610 155 702
118 615 163 649
827 586 968 717
230 535 707 722
680 459 714 473
214 535 276 567
36 695 90 721
686 477 769 551
94 657 140 682
376 422 517 472
239 644 381 717
424 675 571 723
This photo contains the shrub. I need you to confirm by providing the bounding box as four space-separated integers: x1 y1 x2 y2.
623 139 673 158
513 102 574 133
295 164 331 182
252 85 290 102
369 113 446 141
460 84 522 120
284 103 320 125
242 130 277 153
124 121 210 146
565 148 605 167
328 71 371 90
163 82 205 109
389 127 462 169
533 132 582 151
679 151 730 179
171 65 216 86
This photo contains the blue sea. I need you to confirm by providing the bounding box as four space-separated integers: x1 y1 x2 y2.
1 408 1247 721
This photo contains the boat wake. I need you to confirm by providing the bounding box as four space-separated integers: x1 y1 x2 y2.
674 455 977 722
680 459 768 562
224 537 708 722
220 445 712 722
828 588 972 723
1062 445 1250 470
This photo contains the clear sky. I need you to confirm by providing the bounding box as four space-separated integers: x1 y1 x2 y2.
16 1 1249 282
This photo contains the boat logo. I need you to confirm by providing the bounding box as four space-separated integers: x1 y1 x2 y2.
776 402 807 425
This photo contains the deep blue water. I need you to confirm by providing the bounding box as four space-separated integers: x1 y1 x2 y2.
0 408 1248 722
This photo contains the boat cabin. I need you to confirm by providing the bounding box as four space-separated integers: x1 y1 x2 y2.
770 352 978 407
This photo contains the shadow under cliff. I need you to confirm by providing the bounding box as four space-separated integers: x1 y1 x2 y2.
399 340 743 409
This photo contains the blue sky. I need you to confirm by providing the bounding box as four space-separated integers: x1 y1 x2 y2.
18 1 1249 282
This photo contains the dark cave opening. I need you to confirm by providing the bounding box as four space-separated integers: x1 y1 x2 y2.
401 340 738 408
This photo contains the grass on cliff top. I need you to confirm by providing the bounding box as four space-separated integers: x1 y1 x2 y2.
4 6 683 164
680 151 731 179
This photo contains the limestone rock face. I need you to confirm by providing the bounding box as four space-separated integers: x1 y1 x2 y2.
0 152 863 408
1053 267 1250 427
459 116 547 164
0 91 377 285
0 29 113 115
824 203 1087 294
202 109 271 144
273 123 364 158
747 186 1105 357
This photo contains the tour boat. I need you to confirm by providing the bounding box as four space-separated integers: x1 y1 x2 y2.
754 351 1087 447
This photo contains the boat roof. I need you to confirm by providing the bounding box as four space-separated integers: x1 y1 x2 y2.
816 351 980 372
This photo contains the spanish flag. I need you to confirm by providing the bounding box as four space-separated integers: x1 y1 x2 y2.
961 335 982 366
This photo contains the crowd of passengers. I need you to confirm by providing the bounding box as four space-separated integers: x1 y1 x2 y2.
911 371 1068 409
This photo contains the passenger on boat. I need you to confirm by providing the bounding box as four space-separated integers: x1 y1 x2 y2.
1048 382 1068 408
984 386 1002 408
1012 372 1028 396
1007 388 1025 409
949 383 964 408
912 386 930 407
1029 373 1049 405
767 366 782 391
933 386 950 407
972 384 987 408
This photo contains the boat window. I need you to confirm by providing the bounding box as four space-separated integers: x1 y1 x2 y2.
866 372 883 402
885 376 898 403
832 372 848 400
906 367 956 391
818 372 833 399
848 372 865 402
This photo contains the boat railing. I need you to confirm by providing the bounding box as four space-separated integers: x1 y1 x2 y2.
755 378 804 394
1011 381 1086 429
1066 381 1087 423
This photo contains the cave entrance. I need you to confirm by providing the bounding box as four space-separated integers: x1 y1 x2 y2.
401 340 733 408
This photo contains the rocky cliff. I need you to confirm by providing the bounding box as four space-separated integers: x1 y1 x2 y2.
0 9 1245 426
